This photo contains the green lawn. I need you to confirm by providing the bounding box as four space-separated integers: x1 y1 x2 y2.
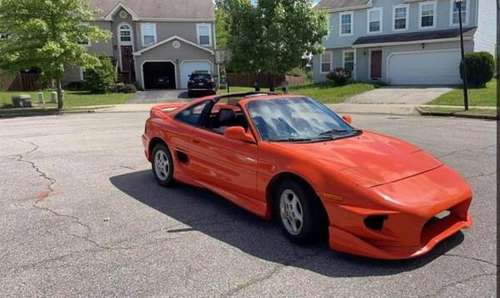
218 82 378 104
429 80 497 107
0 90 133 109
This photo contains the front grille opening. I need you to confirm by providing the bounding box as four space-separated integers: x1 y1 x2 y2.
426 210 451 225
364 215 388 231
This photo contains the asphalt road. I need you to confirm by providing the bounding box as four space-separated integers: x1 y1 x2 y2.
0 112 496 297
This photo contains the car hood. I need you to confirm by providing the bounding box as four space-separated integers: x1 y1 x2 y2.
275 131 442 188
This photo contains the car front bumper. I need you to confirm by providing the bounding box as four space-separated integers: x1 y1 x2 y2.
328 213 472 260
325 165 473 260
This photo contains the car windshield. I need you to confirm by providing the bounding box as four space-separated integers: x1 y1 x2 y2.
190 74 211 80
247 97 360 142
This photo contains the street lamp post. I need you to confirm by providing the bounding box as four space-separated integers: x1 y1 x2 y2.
456 0 469 111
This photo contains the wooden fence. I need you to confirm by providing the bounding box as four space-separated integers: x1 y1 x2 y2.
227 73 305 88
7 73 44 91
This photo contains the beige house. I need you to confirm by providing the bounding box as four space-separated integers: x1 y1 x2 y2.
63 0 216 90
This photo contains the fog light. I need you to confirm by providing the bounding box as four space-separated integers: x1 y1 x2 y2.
364 215 388 231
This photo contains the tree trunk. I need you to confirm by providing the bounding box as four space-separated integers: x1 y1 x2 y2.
269 73 275 92
56 79 64 111
254 72 260 92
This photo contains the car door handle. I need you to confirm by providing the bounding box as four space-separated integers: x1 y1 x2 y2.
192 138 201 144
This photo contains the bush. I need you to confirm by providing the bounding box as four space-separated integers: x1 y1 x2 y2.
65 81 87 91
120 84 137 93
460 52 495 87
287 67 307 77
111 83 137 93
84 56 116 93
326 68 351 85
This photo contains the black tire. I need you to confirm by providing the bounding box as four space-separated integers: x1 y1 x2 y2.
187 91 194 98
151 143 174 187
275 179 326 244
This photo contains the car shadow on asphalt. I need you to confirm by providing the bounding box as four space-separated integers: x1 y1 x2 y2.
110 170 464 278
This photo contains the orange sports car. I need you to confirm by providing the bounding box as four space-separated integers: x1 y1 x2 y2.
142 92 472 260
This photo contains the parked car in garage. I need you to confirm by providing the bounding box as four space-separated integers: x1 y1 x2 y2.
155 76 171 89
187 71 216 97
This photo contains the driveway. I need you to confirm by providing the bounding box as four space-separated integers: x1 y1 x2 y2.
331 86 453 116
0 112 496 297
346 86 452 105
127 89 191 104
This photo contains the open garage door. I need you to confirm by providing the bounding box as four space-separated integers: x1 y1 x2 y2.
143 62 176 90
180 61 212 89
387 50 461 85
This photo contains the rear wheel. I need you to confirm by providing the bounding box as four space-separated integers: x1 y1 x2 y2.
276 180 325 244
152 143 174 187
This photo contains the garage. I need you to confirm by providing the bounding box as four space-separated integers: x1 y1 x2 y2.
387 50 462 85
143 62 176 90
180 61 212 89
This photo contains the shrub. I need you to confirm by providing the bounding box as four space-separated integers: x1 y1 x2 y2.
111 83 137 93
460 52 495 87
326 68 351 85
84 56 116 93
121 84 137 93
287 67 307 77
65 81 87 91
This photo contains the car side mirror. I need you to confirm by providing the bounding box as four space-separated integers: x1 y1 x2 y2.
342 114 352 124
224 126 256 144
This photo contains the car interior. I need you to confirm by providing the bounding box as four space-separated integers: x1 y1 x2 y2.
207 103 249 134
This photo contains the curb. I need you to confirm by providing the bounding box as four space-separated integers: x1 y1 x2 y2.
0 105 114 118
0 108 60 118
416 107 498 120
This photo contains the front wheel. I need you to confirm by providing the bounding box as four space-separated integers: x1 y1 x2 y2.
152 143 174 187
276 180 324 244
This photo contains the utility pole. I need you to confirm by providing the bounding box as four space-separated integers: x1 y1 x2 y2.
456 0 469 111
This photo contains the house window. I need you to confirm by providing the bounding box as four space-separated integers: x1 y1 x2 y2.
339 12 353 36
451 0 468 25
367 8 383 33
141 23 157 47
393 5 409 31
197 24 212 46
119 24 132 43
343 50 355 74
320 51 332 73
419 2 436 28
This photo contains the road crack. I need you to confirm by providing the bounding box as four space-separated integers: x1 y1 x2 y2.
443 253 498 267
222 251 321 297
9 140 56 202
421 272 496 297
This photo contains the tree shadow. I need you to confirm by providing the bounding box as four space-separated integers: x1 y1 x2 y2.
109 170 464 278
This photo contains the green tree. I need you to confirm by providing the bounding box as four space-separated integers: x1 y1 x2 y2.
215 2 231 49
222 0 327 89
0 0 110 110
84 56 116 93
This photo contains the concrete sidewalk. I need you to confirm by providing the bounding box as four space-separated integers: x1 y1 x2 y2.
328 103 419 115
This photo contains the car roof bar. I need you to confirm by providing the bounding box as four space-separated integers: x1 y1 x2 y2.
213 91 280 101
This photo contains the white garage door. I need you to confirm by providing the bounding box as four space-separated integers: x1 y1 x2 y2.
388 50 461 85
180 61 212 89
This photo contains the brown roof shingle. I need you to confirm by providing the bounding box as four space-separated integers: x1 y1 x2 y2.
316 0 369 10
89 0 214 20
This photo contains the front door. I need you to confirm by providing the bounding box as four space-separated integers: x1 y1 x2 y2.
121 45 135 83
370 50 382 80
